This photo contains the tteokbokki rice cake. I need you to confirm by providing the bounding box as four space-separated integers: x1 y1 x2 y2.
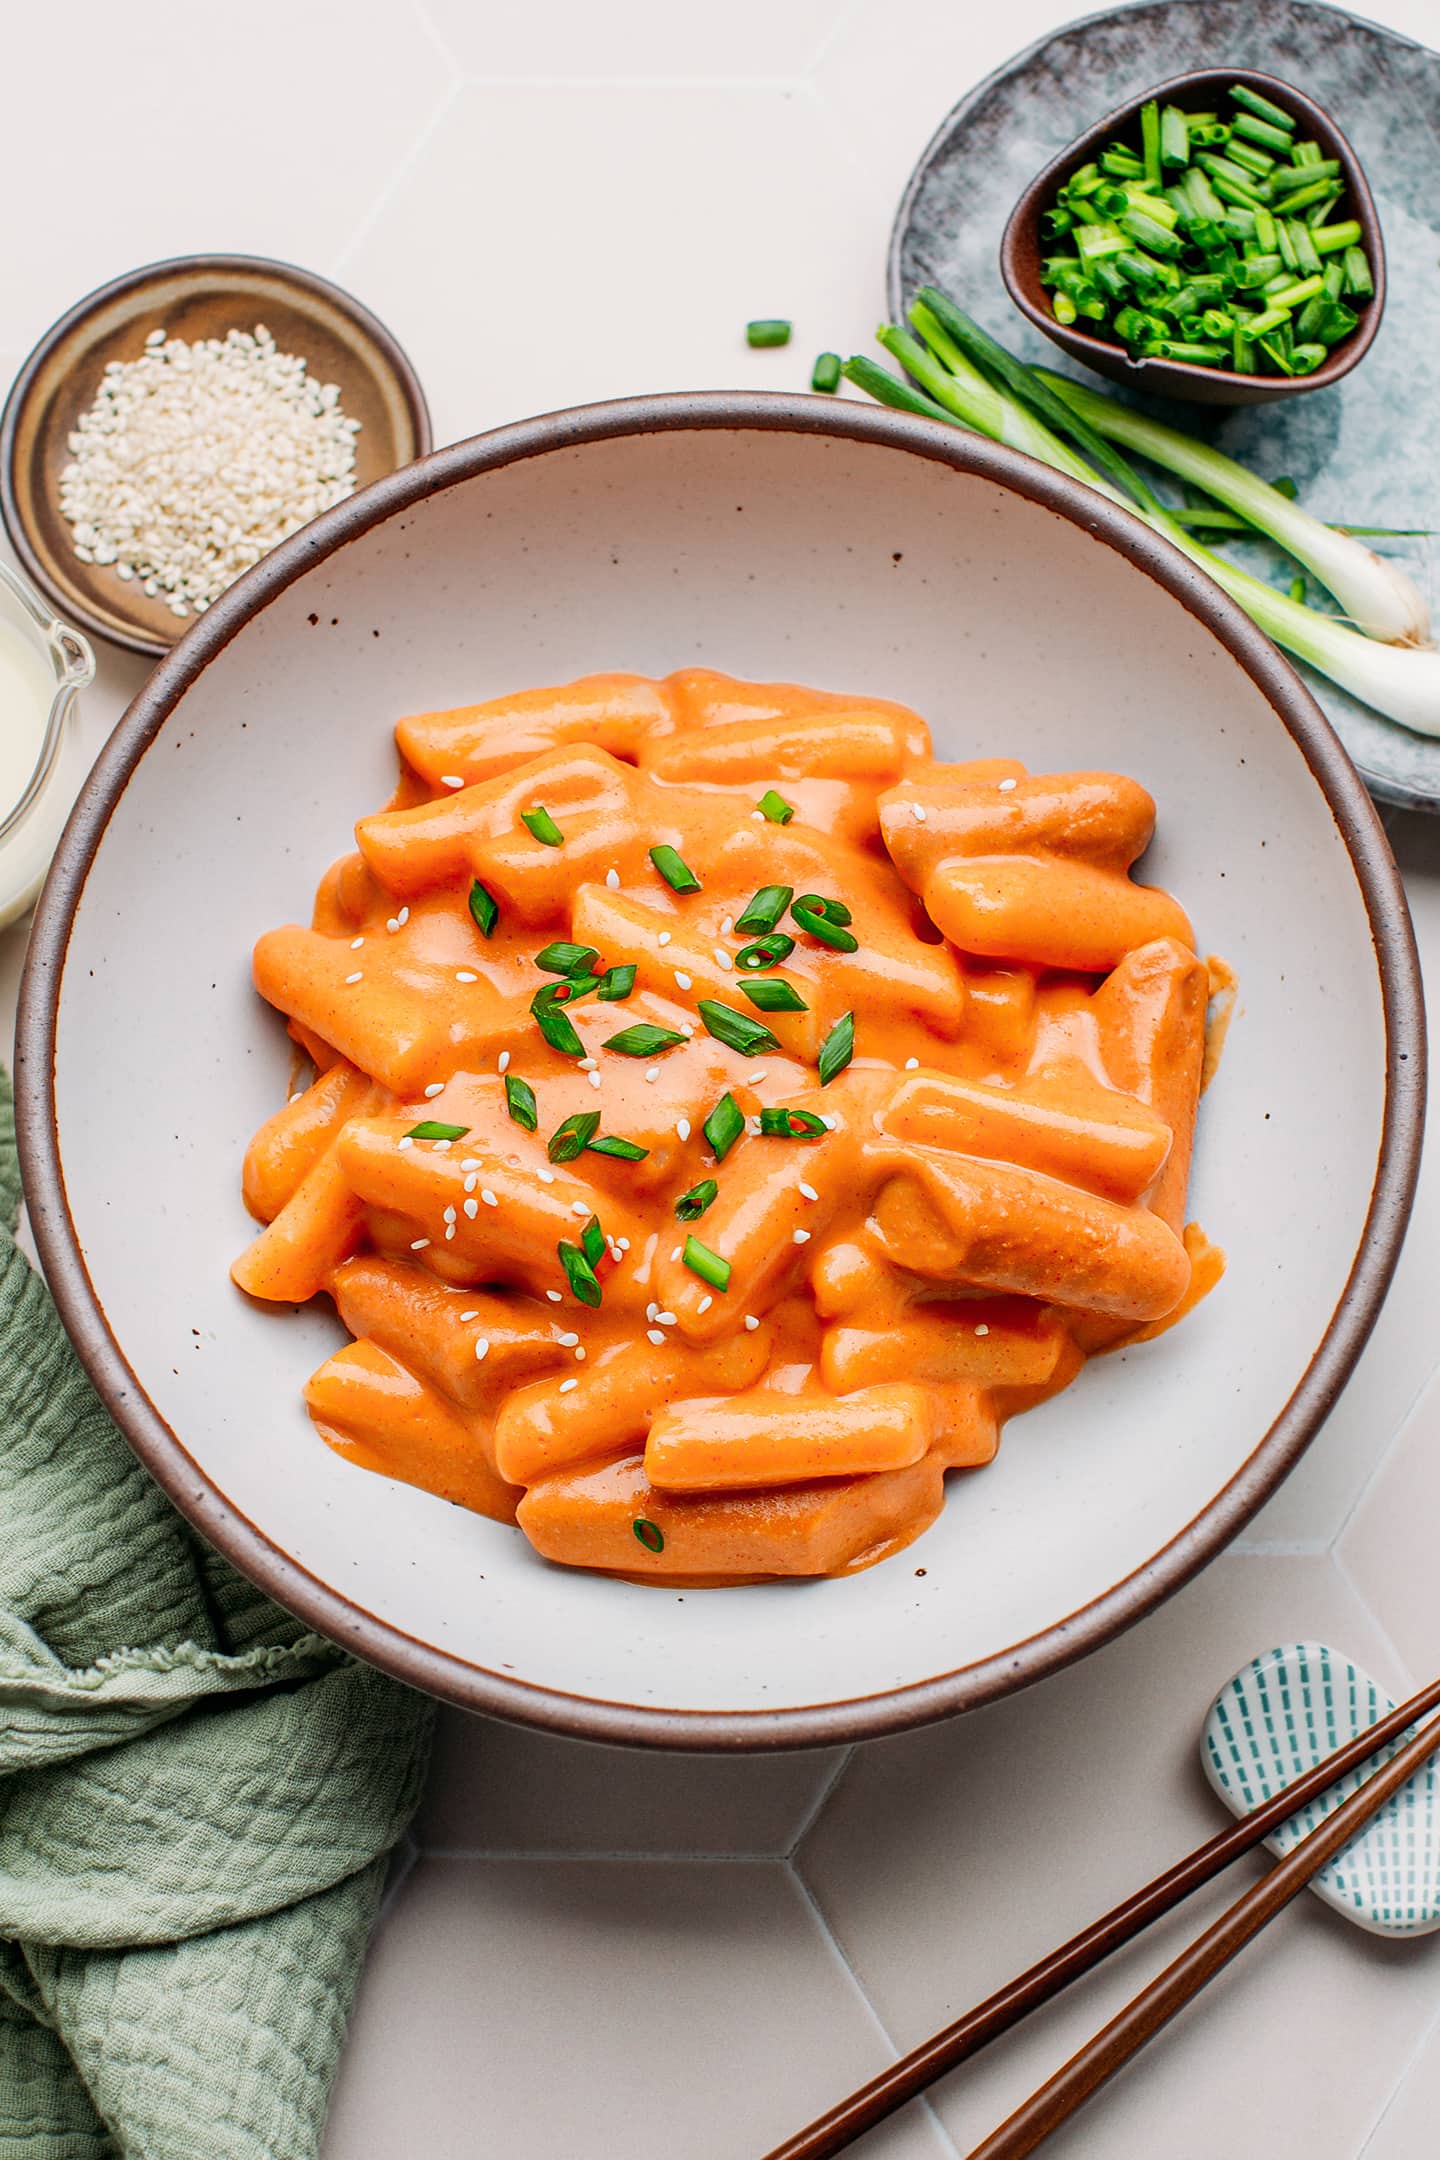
234 669 1220 1583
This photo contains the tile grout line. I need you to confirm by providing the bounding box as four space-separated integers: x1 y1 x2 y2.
329 75 466 282
1330 1544 1421 1694
409 0 463 78
1329 1355 1440 1554
1355 1982 1440 2157
417 1844 789 1864
786 1860 964 2159
786 1745 857 1859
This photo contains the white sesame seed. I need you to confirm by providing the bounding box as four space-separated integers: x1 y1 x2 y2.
571 1200 590 1217
433 1139 453 1152
546 1289 563 1302
455 970 478 983
460 1309 480 1321
398 907 410 926
912 802 927 822
819 1115 836 1130
475 1337 490 1361
799 1181 818 1201
744 1314 760 1331
658 931 672 947
350 935 364 950
793 1228 811 1244
646 1301 659 1321
445 1224 456 1240
460 1156 481 1171
587 1070 602 1089
752 810 765 821
424 1083 445 1098
579 1056 598 1071
676 1118 691 1142
975 1323 990 1336
617 1237 631 1251
674 971 693 990
644 1066 660 1083
557 1330 580 1346
656 1310 677 1327
498 1051 510 1073
442 775 465 789
397 1136 414 1151
721 917 733 935
679 1023 695 1038
904 1057 920 1070
464 1198 478 1219
998 777 1017 792
344 970 363 984
574 1346 586 1361
748 1068 767 1084
670 1246 682 1262
698 1294 713 1314
481 1189 498 1208
559 1378 579 1394
606 867 621 888
713 949 732 970
464 1174 478 1193
410 1238 430 1250
537 1168 555 1184
386 917 400 934
647 1328 667 1346
443 1205 457 1224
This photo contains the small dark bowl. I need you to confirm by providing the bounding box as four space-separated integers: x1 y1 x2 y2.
1000 67 1386 407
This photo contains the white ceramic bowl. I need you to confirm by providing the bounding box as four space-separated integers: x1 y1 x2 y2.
17 395 1424 1749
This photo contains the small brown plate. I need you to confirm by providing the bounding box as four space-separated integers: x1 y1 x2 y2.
1000 68 1386 408
0 254 433 657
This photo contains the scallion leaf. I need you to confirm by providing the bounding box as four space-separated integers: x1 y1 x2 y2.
558 1239 602 1306
697 1000 779 1057
468 880 499 937
548 1111 601 1163
649 844 701 894
532 976 600 1013
817 1011 854 1087
603 1023 685 1056
758 1107 827 1138
735 885 794 934
587 1133 649 1162
736 931 796 971
580 1215 606 1267
535 1002 585 1057
535 942 600 976
504 1075 538 1129
757 789 795 824
811 352 842 393
597 964 637 1002
791 898 859 952
746 319 791 348
702 1092 745 1162
741 978 808 1013
632 1517 665 1553
675 1178 719 1221
405 1120 470 1141
522 805 564 846
683 1235 731 1291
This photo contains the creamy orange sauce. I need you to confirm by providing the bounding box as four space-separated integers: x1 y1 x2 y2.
234 670 1220 1583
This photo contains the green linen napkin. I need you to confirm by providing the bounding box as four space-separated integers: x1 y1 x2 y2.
0 1073 434 2159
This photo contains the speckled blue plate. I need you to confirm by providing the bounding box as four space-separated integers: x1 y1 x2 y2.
889 0 1440 812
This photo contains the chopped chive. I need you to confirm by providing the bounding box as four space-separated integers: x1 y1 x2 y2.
535 1002 585 1057
735 885 794 934
817 1011 854 1087
798 892 852 926
736 932 796 971
757 788 795 824
649 843 702 894
522 805 564 846
504 1075 538 1129
548 1110 601 1163
746 319 791 347
580 1215 606 1267
675 1178 719 1221
603 1022 685 1056
791 898 859 952
535 942 600 976
1160 104 1190 169
531 975 600 1011
597 963 637 1001
405 1120 470 1142
741 978 808 1013
558 1238 602 1307
588 1133 649 1162
811 351 842 393
697 1000 779 1057
468 879 499 937
758 1106 827 1138
1140 98 1161 190
703 1091 746 1161
683 1235 731 1291
632 1517 665 1553
1228 84 1297 133
1288 574 1307 604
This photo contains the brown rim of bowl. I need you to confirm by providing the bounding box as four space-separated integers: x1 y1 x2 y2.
15 390 1426 1752
997 67 1385 406
0 251 434 658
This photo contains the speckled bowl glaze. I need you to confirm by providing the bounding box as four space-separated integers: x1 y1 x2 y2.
1205 1644 1440 1936
890 0 1440 813
16 394 1423 1748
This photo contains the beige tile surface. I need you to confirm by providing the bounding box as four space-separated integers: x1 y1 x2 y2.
416 1710 844 1854
323 1858 951 2160
1339 1372 1440 1687
417 0 843 77
1362 2006 1440 2160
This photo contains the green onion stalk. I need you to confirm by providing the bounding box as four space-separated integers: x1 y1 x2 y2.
846 291 1440 737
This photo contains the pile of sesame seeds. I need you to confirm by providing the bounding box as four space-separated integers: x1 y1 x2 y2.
59 324 360 619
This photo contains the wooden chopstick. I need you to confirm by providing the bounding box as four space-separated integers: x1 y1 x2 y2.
763 1672 1440 2160
964 1698 1440 2158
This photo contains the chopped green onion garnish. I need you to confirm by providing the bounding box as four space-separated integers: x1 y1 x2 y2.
758 1106 827 1138
535 942 600 976
797 892 852 926
736 932 796 971
735 885 794 934
535 1002 585 1057
811 351 842 393
581 1215 606 1267
521 805 564 846
603 1022 685 1056
675 1178 719 1221
557 1238 602 1306
504 1075 538 1129
405 1120 470 1142
548 1111 601 1163
702 1091 745 1162
632 1517 665 1553
1229 84 1296 133
597 964 637 1001
755 789 794 827
746 319 791 348
817 1011 854 1087
649 843 702 894
531 975 600 1011
468 880 499 937
683 1235 731 1291
741 978 808 1013
588 1133 649 1162
697 1000 779 1057
791 898 859 952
